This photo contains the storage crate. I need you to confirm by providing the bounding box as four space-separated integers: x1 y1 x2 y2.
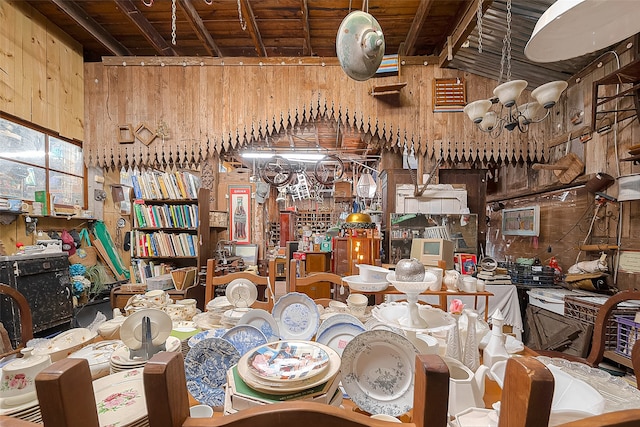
499 261 555 286
614 315 640 358
564 295 640 350
210 210 229 228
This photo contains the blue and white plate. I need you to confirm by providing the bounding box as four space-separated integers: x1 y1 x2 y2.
185 338 240 407
187 328 227 348
340 330 418 417
272 292 320 341
221 324 267 356
316 313 365 339
238 309 280 343
316 322 366 356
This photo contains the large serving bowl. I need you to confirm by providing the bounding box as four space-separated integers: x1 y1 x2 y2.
355 264 390 283
32 328 97 362
386 271 437 294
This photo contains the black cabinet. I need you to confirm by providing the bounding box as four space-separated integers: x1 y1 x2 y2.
0 253 73 347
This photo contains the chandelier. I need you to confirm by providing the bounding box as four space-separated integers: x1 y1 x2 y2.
463 0 568 138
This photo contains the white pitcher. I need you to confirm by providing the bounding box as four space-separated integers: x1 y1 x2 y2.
443 356 489 417
443 270 461 290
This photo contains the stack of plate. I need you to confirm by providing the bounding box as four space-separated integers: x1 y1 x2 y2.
192 311 223 330
221 308 252 328
109 336 181 373
93 367 149 427
315 314 366 356
69 340 123 379
205 296 234 313
236 341 341 395
0 398 41 423
171 321 200 358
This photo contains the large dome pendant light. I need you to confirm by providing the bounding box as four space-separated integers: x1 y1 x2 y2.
336 6 385 81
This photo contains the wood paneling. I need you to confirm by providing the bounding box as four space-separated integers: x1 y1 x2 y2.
0 0 83 141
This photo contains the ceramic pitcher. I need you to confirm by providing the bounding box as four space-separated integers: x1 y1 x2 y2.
443 356 489 417
443 270 461 290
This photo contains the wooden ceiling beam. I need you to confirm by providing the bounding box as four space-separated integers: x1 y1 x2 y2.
402 0 436 56
438 0 492 67
239 0 267 57
301 0 312 56
113 0 179 56
50 0 131 56
177 0 222 57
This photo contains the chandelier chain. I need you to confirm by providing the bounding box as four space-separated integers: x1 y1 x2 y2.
171 0 177 45
476 0 483 53
238 0 247 31
505 0 512 82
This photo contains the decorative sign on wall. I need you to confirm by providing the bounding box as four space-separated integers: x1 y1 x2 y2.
229 186 251 245
501 206 540 236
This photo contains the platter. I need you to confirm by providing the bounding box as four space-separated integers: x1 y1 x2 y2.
221 324 268 356
371 301 454 333
342 275 389 292
120 309 172 349
92 367 147 427
245 341 330 382
237 341 340 395
185 338 240 407
238 308 280 342
272 292 320 341
226 278 258 308
340 330 419 417
316 322 366 356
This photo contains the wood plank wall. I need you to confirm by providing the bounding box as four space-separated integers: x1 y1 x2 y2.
0 0 84 141
82 59 556 169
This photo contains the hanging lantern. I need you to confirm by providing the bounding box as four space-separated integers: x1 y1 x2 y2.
356 173 377 198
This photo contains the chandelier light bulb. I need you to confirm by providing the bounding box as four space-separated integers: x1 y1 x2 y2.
463 100 493 123
479 112 498 131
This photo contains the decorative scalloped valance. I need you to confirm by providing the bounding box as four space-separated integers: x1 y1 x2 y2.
83 59 559 169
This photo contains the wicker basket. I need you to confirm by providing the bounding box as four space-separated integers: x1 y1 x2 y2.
614 314 640 359
170 267 197 290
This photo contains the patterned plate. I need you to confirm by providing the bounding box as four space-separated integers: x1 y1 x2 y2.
316 322 366 356
316 313 365 339
238 308 280 342
185 338 240 407
92 367 147 427
187 328 228 348
341 330 419 417
221 324 267 356
272 292 320 341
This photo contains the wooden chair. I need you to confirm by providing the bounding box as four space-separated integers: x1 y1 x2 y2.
143 351 449 427
205 259 276 311
0 284 33 360
533 290 640 368
288 259 347 307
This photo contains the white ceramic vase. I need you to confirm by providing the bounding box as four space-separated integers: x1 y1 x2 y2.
445 313 463 362
462 310 480 372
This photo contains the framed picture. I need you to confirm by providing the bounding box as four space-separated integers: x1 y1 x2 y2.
229 186 251 244
502 206 540 236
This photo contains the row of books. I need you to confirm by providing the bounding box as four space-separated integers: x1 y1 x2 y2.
131 230 198 258
132 202 199 229
223 365 342 415
130 259 173 285
131 170 201 200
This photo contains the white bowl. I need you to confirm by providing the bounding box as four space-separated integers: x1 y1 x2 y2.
355 264 390 282
32 328 97 362
0 348 51 400
386 271 437 294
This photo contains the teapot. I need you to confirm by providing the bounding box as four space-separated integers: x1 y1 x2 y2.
443 356 489 417
443 270 461 290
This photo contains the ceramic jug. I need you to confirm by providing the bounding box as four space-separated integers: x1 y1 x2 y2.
443 270 461 290
443 356 489 417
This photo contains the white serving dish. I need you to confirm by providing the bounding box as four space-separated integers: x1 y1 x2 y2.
342 275 389 292
355 264 391 283
0 348 50 404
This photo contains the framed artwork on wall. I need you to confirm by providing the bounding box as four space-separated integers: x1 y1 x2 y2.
502 206 540 236
229 186 251 244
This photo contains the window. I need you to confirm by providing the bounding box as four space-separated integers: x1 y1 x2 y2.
0 116 85 207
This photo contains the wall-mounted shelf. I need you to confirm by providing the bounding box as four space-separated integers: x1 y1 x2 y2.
371 82 407 96
592 58 640 132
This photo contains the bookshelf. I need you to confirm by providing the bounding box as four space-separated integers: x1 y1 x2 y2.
129 171 210 284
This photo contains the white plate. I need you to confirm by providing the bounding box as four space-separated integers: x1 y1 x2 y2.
342 275 389 292
237 341 341 395
272 292 320 341
221 324 267 356
92 367 147 427
316 322 366 356
226 278 258 308
120 309 172 350
244 341 330 382
341 330 419 417
110 336 180 366
316 313 365 339
238 308 280 342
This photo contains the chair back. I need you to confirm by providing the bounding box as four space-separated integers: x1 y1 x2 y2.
205 259 275 311
288 259 346 306
0 284 33 358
